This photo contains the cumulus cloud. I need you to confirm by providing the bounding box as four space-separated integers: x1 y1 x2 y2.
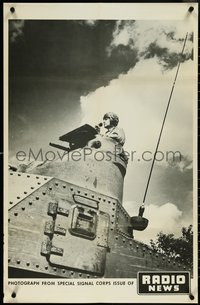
107 21 193 70
75 20 98 27
84 20 98 26
79 21 195 234
124 201 189 245
9 20 25 43
80 57 194 157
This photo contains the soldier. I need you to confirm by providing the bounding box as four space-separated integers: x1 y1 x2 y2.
95 112 127 162
102 112 125 147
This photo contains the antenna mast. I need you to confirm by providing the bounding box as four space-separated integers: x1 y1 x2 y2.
142 33 188 205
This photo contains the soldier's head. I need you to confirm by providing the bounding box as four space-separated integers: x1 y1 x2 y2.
103 112 119 129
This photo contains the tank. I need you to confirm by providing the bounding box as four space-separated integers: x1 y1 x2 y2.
8 124 188 278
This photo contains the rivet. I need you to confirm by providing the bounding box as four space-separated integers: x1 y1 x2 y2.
29 201 32 205
45 266 48 270
36 196 39 200
49 187 52 191
21 207 25 211
17 196 20 199
77 190 80 194
85 193 87 196
9 201 13 205
36 264 39 268
31 187 34 190
53 267 57 271
62 269 66 273
26 262 30 266
14 212 18 216
42 192 46 195
63 185 66 188
70 271 74 275
17 260 20 264
18 174 21 176
37 182 41 185
10 172 13 175
24 191 27 194
55 183 58 186
8 258 11 263
44 177 48 180
27 175 30 178
36 176 39 179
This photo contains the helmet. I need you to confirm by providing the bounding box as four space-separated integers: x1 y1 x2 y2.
103 112 119 127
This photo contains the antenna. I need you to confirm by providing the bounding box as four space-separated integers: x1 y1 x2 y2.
142 32 188 205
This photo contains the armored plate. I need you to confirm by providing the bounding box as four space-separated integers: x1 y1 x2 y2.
8 175 189 278
8 171 52 210
59 124 97 144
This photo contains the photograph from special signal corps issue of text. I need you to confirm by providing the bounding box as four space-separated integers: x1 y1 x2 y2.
3 3 198 304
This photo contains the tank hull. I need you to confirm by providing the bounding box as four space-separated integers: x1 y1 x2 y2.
8 171 187 278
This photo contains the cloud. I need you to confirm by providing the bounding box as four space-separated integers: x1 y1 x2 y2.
124 201 188 245
84 20 98 27
79 22 195 233
154 156 193 221
75 20 98 27
9 20 25 43
80 57 194 157
107 21 193 70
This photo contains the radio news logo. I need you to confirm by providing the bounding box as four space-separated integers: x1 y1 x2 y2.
138 272 190 294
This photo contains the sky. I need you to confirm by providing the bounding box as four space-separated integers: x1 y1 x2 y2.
8 19 195 244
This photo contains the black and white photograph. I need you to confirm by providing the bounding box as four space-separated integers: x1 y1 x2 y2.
4 3 198 303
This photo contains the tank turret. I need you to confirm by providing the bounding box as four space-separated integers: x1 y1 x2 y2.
8 124 189 278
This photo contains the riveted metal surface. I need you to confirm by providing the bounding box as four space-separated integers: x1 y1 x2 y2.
8 171 52 210
8 176 187 278
49 205 109 275
8 179 68 277
8 177 112 277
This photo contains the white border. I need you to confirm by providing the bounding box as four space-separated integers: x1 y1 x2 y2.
3 3 198 303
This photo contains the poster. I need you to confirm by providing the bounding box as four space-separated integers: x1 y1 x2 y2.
3 2 198 303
